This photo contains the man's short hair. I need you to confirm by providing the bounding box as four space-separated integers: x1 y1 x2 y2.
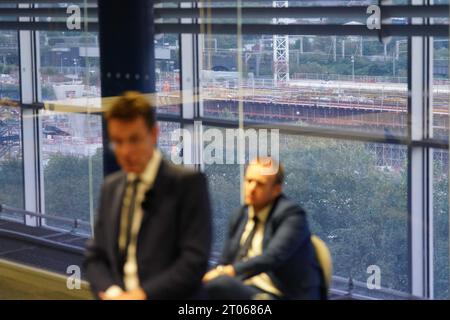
105 91 156 129
248 157 285 185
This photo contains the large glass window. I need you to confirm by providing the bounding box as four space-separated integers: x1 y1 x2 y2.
200 34 408 137
195 3 447 299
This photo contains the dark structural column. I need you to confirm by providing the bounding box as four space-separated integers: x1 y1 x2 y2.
97 0 156 175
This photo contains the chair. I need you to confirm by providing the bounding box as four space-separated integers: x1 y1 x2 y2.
249 235 333 300
311 235 333 299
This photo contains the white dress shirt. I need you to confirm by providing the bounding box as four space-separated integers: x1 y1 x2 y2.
241 204 283 297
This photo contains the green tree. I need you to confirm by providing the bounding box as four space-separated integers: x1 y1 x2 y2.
279 136 409 292
44 149 103 231
0 158 24 209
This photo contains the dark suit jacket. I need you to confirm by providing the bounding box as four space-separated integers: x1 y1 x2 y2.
219 194 323 299
84 159 212 299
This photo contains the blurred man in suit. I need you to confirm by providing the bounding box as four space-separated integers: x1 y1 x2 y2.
84 91 212 300
203 158 323 300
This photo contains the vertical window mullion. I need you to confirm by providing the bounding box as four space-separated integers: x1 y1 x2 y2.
19 2 41 227
426 23 435 301
180 1 198 170
410 0 432 297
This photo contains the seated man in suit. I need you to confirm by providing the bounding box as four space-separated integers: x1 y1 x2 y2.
203 157 323 300
84 91 212 300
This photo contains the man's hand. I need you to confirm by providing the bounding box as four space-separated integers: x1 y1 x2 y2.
202 265 236 283
202 268 222 283
222 265 236 277
99 288 147 300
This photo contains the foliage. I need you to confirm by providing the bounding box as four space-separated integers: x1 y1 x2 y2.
43 149 103 228
0 158 24 208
